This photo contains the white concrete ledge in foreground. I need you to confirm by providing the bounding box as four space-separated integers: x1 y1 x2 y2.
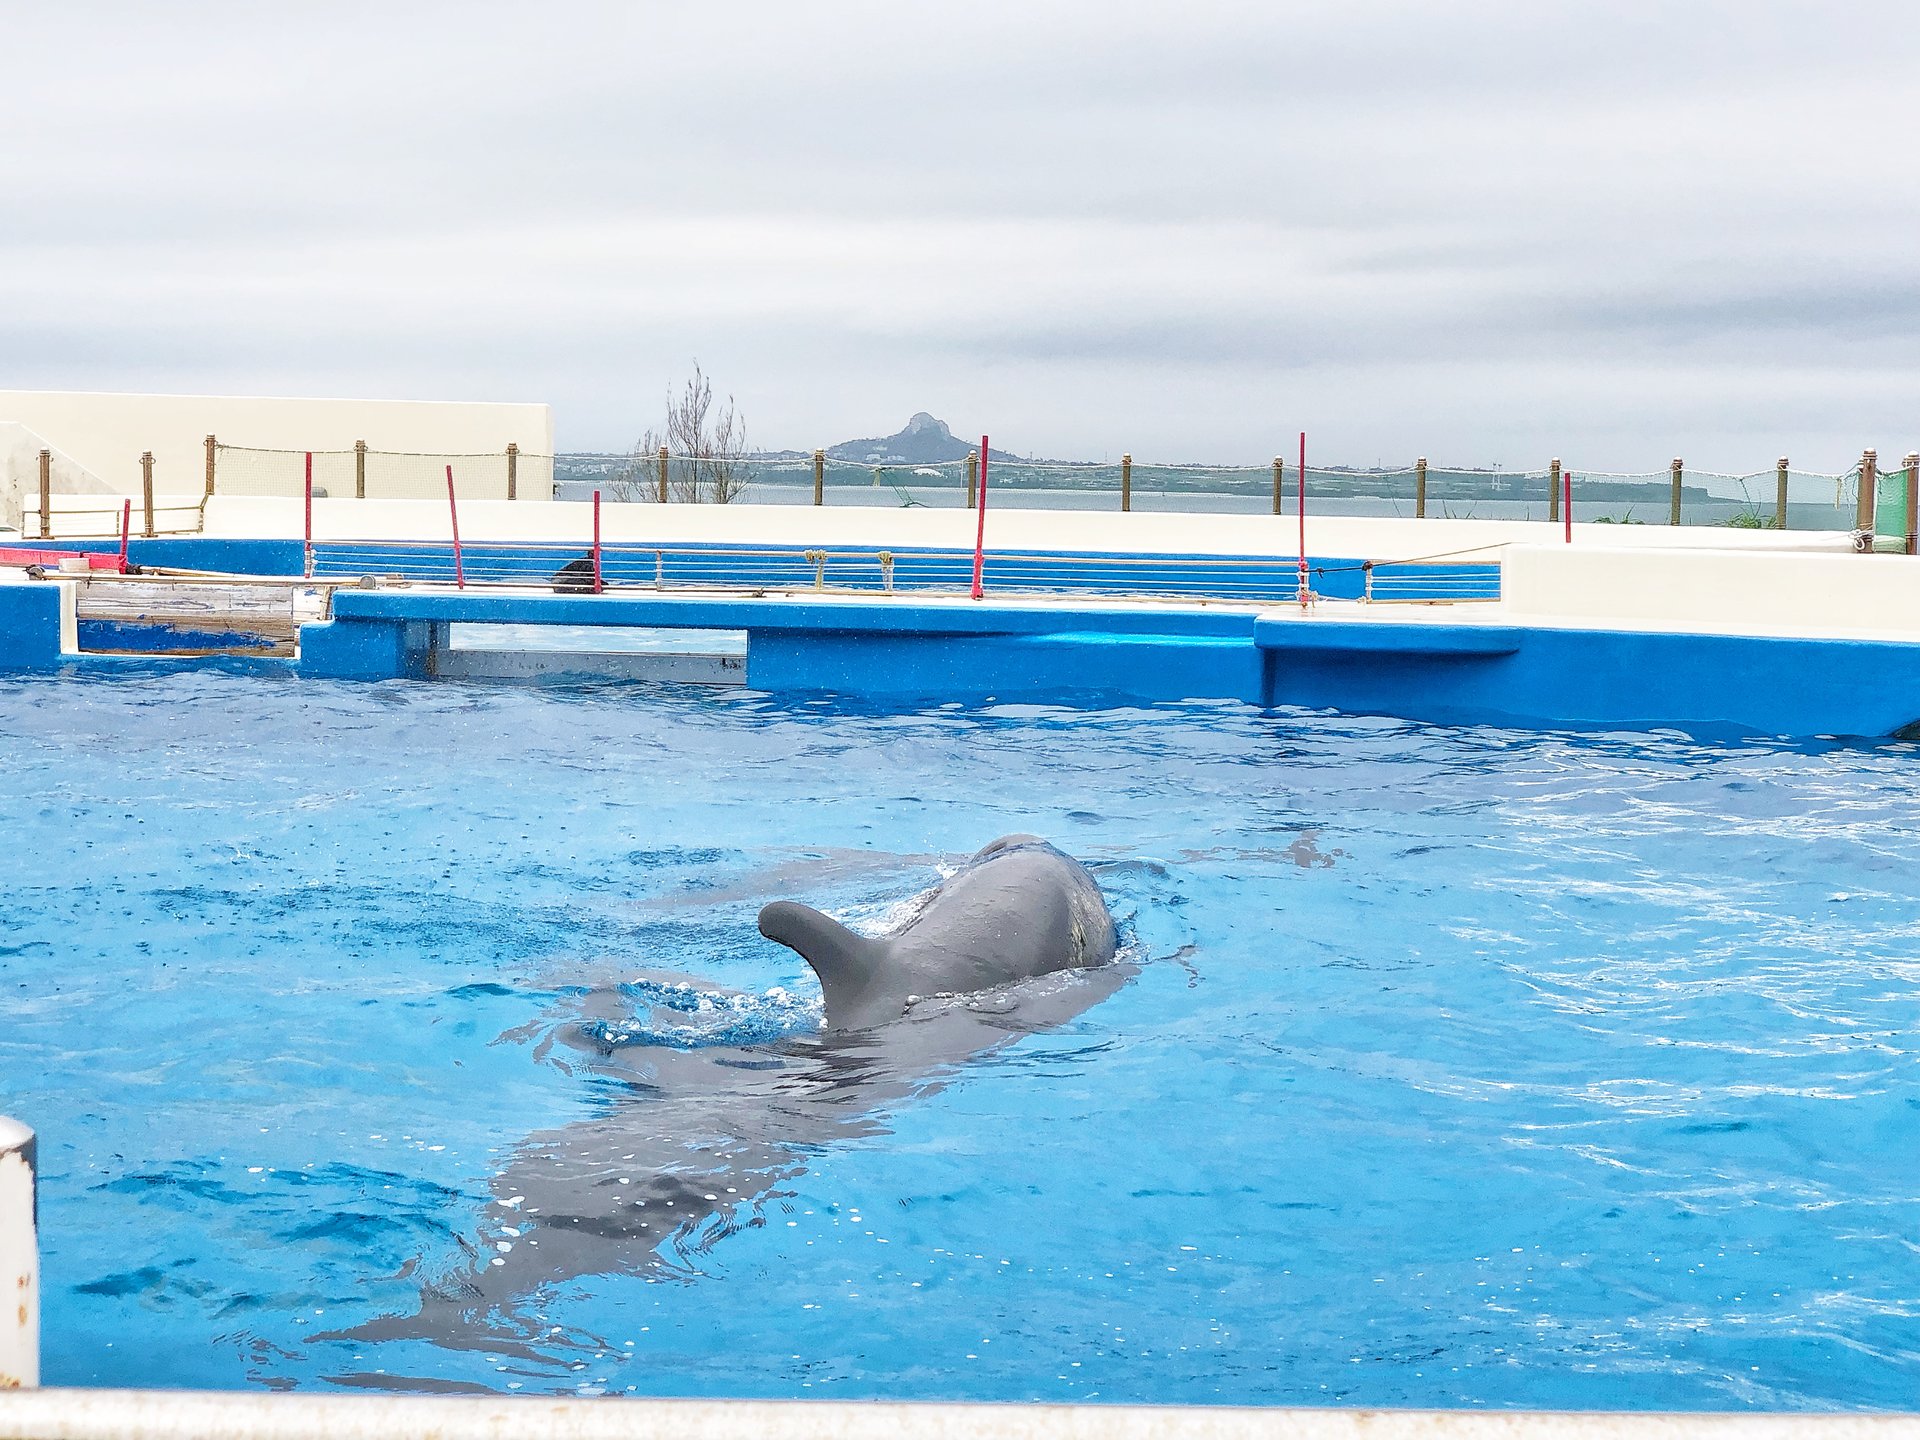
0 1396 1916 1440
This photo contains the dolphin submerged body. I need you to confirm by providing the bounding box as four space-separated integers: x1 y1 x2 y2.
331 837 1126 1366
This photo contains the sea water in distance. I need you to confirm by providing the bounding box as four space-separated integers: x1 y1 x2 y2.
0 672 1916 1408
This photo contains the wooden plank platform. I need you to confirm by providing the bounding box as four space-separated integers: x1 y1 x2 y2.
74 580 329 656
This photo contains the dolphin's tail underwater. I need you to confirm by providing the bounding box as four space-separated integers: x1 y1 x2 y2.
757 900 883 1019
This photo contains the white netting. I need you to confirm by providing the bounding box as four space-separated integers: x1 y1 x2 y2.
212 446 554 502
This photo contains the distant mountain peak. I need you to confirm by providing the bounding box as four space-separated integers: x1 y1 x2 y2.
826 413 1012 464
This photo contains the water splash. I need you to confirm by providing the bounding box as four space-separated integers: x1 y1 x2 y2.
580 978 823 1051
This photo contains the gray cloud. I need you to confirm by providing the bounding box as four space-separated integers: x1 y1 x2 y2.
2 0 1917 470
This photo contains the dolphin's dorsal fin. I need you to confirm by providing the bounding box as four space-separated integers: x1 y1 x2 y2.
758 901 884 1026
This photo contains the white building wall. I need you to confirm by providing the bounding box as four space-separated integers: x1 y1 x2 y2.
0 391 554 502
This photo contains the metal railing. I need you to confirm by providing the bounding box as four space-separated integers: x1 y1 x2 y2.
24 444 211 539
22 441 1914 546
553 449 1918 535
308 539 1502 607
209 441 552 502
30 501 207 541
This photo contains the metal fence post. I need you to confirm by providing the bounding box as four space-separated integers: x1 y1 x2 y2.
1 1116 36 1390
1548 458 1561 523
1905 452 1918 557
1669 457 1683 526
506 442 519 501
140 451 155 537
1857 449 1878 546
354 440 367 500
37 450 50 540
1415 456 1427 518
1271 456 1283 515
813 449 824 506
1121 453 1132 512
966 451 978 509
657 445 669 504
1775 456 1789 530
203 434 216 497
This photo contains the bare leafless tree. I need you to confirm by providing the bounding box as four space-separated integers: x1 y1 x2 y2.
609 427 665 503
612 364 752 503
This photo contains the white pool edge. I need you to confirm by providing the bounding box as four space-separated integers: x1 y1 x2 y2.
0 1118 35 1392
0 1394 1916 1440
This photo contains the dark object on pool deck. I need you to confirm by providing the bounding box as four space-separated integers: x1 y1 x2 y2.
549 555 597 594
332 838 1128 1366
759 834 1119 1031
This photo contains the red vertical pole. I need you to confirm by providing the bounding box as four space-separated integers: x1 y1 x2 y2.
592 489 603 594
446 464 465 589
971 434 989 600
1297 431 1308 608
117 499 131 572
303 451 315 579
1564 467 1572 544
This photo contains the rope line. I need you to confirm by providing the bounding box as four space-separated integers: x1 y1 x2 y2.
1312 542 1511 575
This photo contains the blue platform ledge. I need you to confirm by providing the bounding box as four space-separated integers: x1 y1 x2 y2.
298 591 1267 701
319 589 1258 638
1254 618 1524 656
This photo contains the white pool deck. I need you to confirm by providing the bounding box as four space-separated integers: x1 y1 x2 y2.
25 491 1860 558
195 495 1854 557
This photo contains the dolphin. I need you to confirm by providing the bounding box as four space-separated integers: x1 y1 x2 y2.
758 834 1119 1031
326 838 1127 1370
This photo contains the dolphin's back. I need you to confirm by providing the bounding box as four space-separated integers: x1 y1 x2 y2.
759 837 1117 1031
894 846 1106 983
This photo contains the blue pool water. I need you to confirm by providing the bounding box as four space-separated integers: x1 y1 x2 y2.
2 673 1917 1408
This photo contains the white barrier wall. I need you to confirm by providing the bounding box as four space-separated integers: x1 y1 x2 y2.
0 1115 36 1390
1504 543 1920 642
0 391 554 501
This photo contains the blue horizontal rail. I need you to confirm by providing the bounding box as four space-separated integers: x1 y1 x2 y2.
310 540 1500 605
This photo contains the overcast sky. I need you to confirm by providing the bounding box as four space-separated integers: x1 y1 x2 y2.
4 1 1917 469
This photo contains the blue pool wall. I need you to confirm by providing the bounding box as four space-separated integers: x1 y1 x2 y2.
298 589 1920 739
46 535 1498 606
303 539 1492 604
0 584 62 672
7 538 1920 738
1254 618 1920 739
69 538 308 575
